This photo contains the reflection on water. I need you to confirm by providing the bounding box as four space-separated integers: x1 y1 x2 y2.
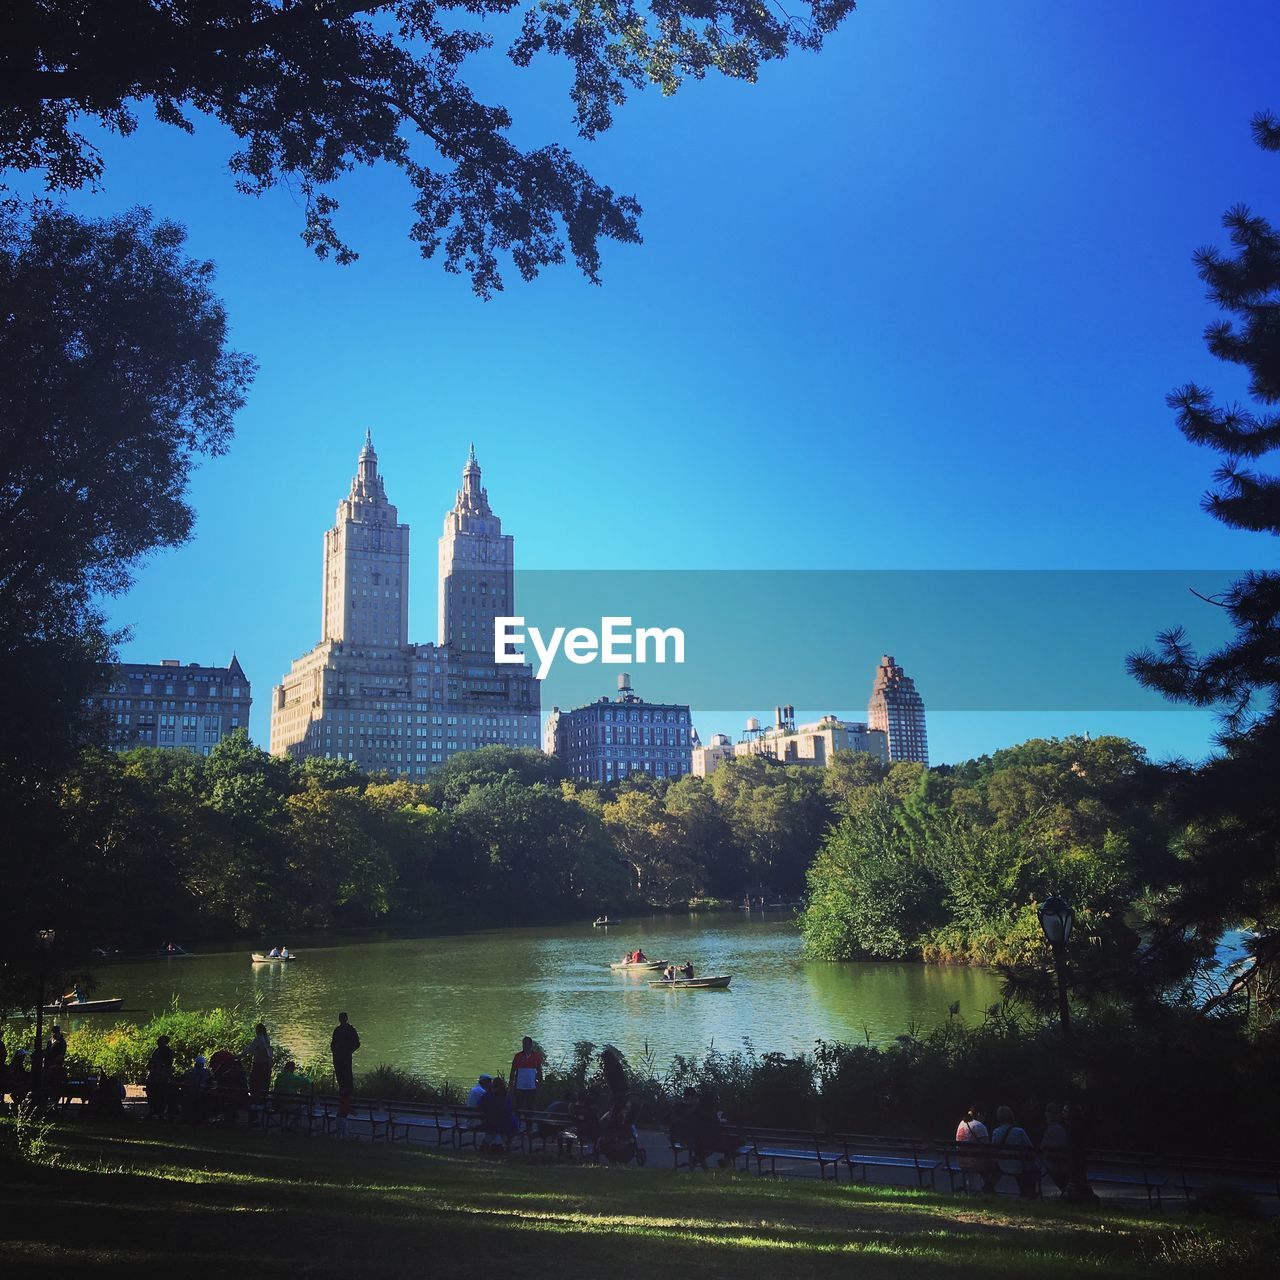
80 914 1004 1083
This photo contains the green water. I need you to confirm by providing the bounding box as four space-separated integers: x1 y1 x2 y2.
76 914 1003 1083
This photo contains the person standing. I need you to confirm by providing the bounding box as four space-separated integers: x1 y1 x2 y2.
145 1034 174 1119
508 1036 543 1113
330 1012 361 1098
248 1023 272 1102
44 1025 68 1104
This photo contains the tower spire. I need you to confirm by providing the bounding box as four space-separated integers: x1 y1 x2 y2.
456 443 490 515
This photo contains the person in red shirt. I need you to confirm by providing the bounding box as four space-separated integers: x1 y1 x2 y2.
509 1036 544 1113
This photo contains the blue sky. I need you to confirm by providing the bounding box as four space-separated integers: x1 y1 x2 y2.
40 0 1280 763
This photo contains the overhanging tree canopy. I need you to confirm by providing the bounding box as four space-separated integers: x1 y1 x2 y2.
0 0 859 297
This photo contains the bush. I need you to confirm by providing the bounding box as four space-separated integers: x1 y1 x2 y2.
62 1001 288 1083
353 1064 462 1105
1193 1182 1264 1220
0 1098 55 1165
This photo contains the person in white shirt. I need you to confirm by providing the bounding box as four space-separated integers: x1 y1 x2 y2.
467 1074 491 1108
991 1105 1038 1198
954 1106 994 1193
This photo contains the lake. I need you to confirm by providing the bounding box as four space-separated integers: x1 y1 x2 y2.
76 913 1005 1083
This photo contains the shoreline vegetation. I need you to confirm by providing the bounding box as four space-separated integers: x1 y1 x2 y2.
5 1001 1276 1159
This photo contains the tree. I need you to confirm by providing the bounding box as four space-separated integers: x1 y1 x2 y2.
0 1 858 297
801 790 943 960
1128 110 1280 1024
0 202 254 775
603 788 699 903
432 745 564 807
0 202 252 1004
454 777 590 916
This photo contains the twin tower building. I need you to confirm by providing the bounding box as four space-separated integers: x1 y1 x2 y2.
269 435 541 775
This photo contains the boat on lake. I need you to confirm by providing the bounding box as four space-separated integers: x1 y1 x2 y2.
649 975 732 990
592 916 621 927
42 996 124 1013
609 959 666 970
251 952 299 963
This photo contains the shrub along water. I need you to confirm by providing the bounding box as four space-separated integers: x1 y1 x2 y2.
13 1001 1273 1158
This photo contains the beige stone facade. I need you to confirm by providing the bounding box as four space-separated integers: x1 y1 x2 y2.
691 710 888 777
270 439 539 777
90 656 250 754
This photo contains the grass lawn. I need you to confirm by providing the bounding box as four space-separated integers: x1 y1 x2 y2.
0 1121 1271 1278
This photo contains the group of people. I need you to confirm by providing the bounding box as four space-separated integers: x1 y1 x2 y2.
622 949 649 964
0 1025 69 1111
1 1025 132 1117
266 946 292 959
462 1035 546 1149
660 963 695 981
954 1103 1072 1197
131 1011 361 1128
461 1041 641 1165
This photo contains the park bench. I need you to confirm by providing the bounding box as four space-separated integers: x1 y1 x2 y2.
263 1090 316 1134
668 1136 753 1171
746 1127 844 1180
365 1099 393 1141
386 1101 457 1146
446 1103 539 1154
1168 1153 1280 1207
1084 1149 1167 1209
450 1104 484 1148
56 1078 97 1110
837 1133 940 1190
517 1109 576 1157
939 1141 1042 1197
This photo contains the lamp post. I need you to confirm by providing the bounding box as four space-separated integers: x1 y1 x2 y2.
1037 896 1097 1204
32 928 56 1110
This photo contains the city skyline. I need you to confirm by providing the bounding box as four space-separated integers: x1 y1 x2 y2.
57 1 1278 765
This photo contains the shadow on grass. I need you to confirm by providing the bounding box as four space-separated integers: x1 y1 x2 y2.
0 1122 1220 1279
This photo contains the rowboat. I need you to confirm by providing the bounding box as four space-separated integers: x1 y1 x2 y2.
649 975 732 990
251 953 299 963
609 960 666 970
42 997 124 1013
592 917 621 927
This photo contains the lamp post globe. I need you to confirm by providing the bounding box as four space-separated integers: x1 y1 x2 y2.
1037 896 1075 949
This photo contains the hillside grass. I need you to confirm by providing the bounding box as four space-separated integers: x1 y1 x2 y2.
1 1122 1271 1277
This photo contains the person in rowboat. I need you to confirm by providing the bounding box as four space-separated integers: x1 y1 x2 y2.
661 964 676 982
268 946 280 958
680 962 694 979
634 948 648 963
